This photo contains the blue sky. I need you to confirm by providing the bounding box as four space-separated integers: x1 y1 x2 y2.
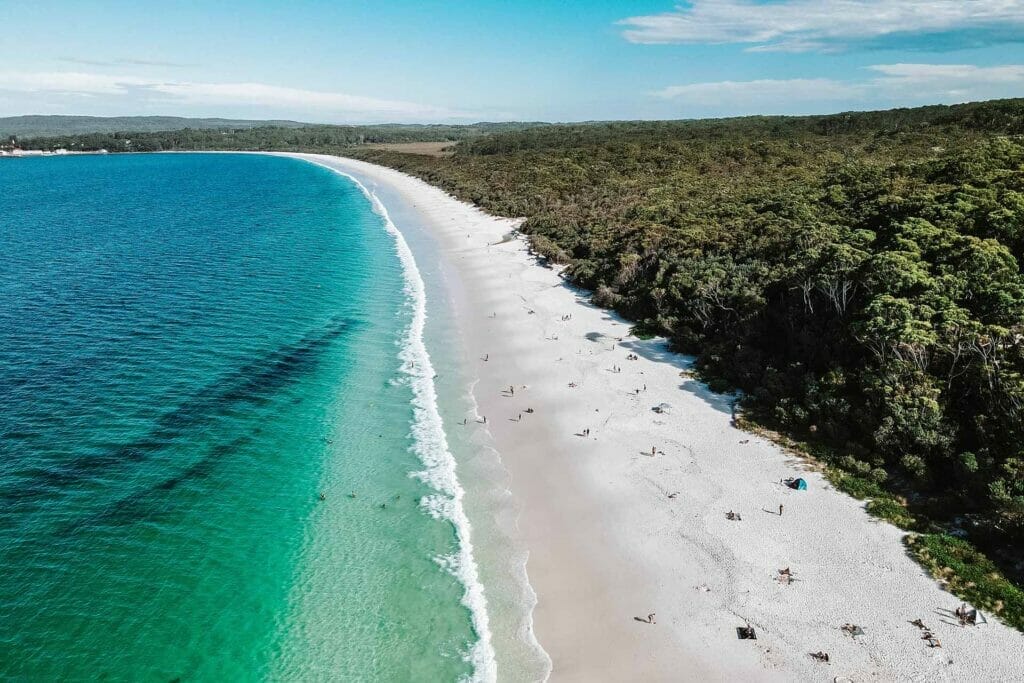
1 0 1023 122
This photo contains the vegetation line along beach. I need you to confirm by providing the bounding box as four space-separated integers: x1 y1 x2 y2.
8 98 1024 677
273 150 1024 681
340 101 1024 633
8 2 1024 679
52 101 1021 632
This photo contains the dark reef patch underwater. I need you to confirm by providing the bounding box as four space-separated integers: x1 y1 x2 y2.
0 153 478 680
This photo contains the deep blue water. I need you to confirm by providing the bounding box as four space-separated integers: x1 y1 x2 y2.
0 153 476 680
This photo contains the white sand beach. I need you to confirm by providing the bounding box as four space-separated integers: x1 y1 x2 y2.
285 153 1024 682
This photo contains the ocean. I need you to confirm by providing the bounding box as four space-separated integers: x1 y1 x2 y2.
0 153 492 680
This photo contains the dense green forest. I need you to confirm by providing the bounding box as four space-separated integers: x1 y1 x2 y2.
344 99 1024 604
17 98 1024 621
15 121 547 152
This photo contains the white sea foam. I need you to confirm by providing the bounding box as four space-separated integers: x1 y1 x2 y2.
300 159 497 683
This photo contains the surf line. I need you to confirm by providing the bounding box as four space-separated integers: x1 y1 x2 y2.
292 155 498 683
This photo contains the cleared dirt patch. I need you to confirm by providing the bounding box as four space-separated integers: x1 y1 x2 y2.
362 141 456 157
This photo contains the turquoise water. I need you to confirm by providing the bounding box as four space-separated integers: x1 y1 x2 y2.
0 153 481 680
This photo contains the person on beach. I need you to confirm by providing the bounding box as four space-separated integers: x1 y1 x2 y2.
779 504 784 516
509 385 514 395
956 603 979 626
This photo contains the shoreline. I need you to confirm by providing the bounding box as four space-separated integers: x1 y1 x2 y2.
282 153 1024 681
296 157 500 680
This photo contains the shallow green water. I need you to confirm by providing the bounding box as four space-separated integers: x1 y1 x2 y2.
0 153 479 680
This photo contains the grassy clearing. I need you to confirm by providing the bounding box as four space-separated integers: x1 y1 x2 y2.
361 141 456 157
906 534 1024 631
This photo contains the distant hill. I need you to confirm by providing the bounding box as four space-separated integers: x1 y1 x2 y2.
16 121 552 152
0 115 312 138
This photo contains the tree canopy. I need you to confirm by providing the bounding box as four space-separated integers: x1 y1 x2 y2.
24 97 1024 600
346 100 1024 584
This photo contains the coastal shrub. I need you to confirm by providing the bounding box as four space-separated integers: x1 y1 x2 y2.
592 285 622 308
866 497 918 530
527 234 570 264
839 455 872 476
832 472 885 500
629 324 657 340
706 377 732 394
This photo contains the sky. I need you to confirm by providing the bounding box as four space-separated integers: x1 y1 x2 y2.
1 0 1024 123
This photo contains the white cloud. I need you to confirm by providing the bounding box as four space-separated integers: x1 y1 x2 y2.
0 71 475 121
868 62 1024 99
620 1 1024 51
868 62 1024 83
653 78 859 104
0 71 153 95
147 81 465 119
653 63 1024 114
59 57 194 68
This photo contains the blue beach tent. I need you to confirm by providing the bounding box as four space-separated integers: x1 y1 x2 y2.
787 477 808 491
